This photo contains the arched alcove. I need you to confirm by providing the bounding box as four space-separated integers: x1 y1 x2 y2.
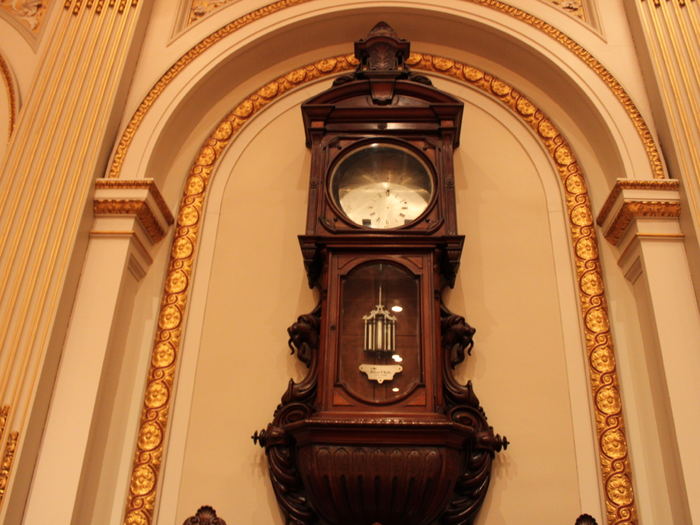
142 74 608 524
103 7 667 525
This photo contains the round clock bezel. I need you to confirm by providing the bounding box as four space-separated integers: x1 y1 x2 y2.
327 139 437 230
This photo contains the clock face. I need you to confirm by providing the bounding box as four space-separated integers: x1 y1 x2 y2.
330 143 434 229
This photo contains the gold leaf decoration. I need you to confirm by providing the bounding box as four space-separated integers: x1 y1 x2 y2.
604 201 681 245
0 431 18 507
93 199 168 243
597 179 679 227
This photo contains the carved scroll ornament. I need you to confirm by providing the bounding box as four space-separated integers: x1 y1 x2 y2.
440 308 508 525
182 506 227 525
252 307 321 525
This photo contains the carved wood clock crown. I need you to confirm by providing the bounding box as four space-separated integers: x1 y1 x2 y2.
253 22 507 525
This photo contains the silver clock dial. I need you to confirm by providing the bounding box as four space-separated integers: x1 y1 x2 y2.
330 144 433 229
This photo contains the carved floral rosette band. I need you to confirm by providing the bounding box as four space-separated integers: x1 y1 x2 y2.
124 54 638 525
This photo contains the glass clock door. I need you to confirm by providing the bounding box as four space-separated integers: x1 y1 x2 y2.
338 262 421 402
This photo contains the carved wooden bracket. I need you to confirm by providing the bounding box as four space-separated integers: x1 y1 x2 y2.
575 514 599 525
252 306 321 525
182 506 227 525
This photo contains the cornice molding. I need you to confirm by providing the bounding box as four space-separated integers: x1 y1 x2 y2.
94 179 174 244
604 200 681 245
93 199 167 243
597 179 679 226
95 179 174 224
63 0 137 15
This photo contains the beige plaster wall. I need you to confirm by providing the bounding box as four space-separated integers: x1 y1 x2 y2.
173 86 584 523
175 105 317 523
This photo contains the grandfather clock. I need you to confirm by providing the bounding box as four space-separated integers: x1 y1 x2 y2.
253 23 507 525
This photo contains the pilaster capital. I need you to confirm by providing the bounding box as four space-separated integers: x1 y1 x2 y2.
597 179 684 281
597 179 681 244
92 179 174 279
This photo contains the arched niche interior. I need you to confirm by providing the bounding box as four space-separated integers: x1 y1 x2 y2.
146 76 607 524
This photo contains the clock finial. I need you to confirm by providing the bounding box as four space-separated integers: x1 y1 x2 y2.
365 21 400 40
354 21 410 73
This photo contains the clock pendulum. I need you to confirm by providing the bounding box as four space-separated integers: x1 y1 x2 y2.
359 265 402 386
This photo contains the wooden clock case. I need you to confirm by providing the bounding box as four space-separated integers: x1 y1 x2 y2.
253 23 507 525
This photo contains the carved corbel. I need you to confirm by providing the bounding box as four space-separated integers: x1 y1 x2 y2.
298 238 324 288
252 306 321 525
439 237 465 288
440 306 508 525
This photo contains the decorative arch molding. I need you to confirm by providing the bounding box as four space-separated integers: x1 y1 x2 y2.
107 0 663 184
123 54 638 525
0 51 16 141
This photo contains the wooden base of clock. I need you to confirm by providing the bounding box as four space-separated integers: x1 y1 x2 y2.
253 308 507 525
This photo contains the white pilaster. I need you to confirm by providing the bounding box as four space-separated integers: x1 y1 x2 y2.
23 179 172 524
0 1 156 520
598 179 700 524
